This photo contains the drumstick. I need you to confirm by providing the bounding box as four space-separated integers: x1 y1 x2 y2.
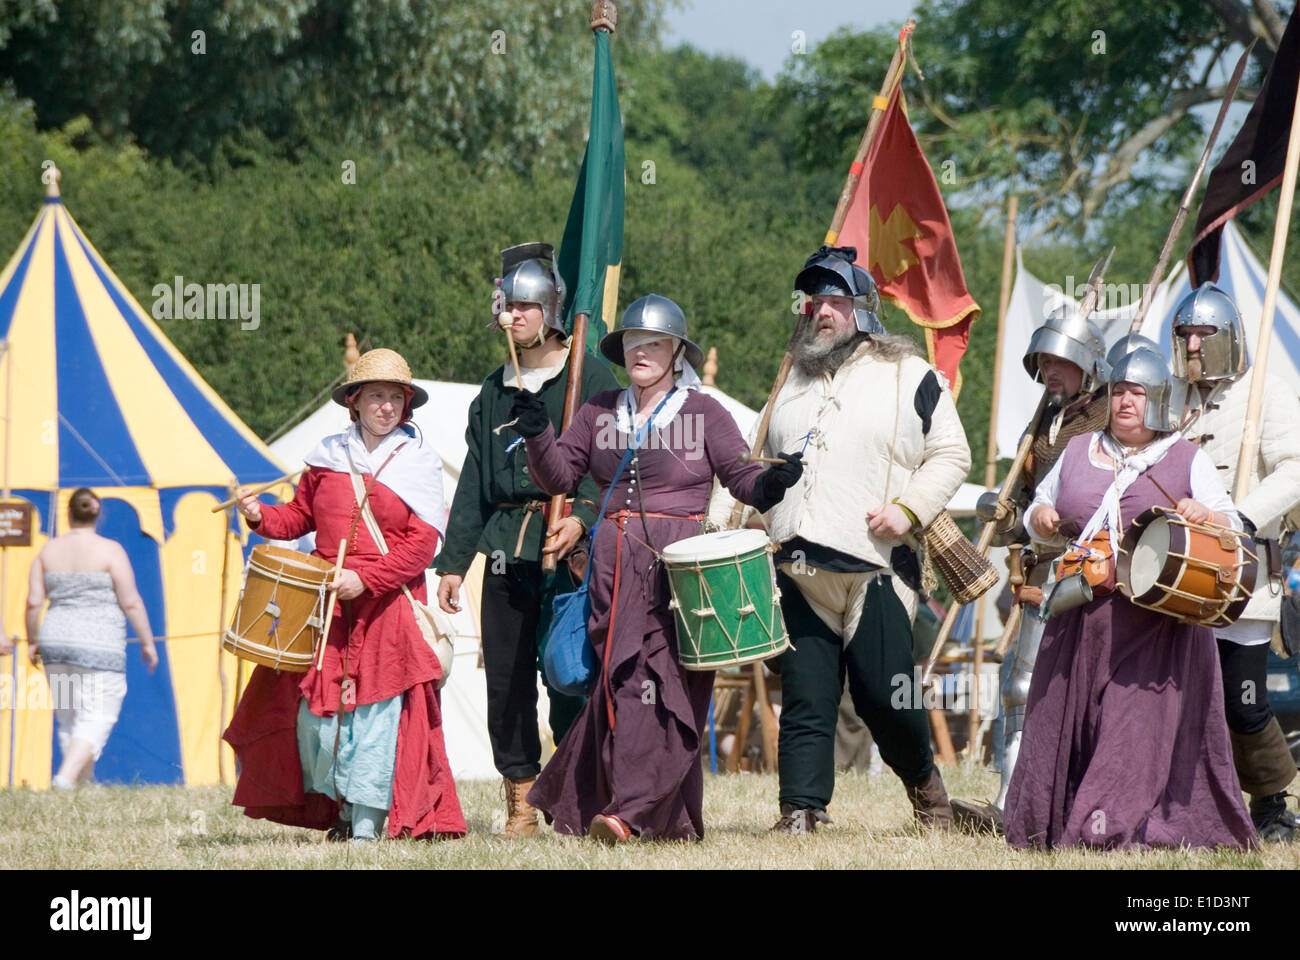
211 468 304 513
316 538 348 671
737 454 792 465
502 317 524 385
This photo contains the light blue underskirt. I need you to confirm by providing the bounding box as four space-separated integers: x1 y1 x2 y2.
297 694 401 811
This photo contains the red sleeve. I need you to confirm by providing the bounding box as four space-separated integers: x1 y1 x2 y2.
250 467 323 541
349 512 441 598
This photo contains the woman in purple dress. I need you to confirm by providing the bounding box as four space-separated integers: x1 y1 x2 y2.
508 295 802 842
1004 348 1255 850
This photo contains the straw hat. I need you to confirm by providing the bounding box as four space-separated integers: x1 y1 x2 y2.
331 348 429 408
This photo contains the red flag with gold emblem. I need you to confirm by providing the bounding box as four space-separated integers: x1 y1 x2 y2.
836 87 980 396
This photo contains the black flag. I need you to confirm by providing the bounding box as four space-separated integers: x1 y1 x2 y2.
1189 13 1300 285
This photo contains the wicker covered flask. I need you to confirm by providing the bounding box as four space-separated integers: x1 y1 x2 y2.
924 511 998 604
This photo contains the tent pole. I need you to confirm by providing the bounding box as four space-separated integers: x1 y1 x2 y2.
2 340 12 788
215 487 235 784
969 195 1017 759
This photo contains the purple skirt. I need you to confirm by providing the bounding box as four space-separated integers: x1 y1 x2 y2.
1004 593 1256 850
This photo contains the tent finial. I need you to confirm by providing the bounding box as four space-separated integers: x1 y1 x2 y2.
344 332 360 368
42 162 61 198
702 346 718 386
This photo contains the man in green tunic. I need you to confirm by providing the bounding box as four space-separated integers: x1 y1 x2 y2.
436 243 619 838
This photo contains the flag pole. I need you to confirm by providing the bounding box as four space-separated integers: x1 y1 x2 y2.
542 1 619 574
1234 69 1300 500
728 18 916 529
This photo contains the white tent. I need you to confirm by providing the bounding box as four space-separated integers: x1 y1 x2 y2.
994 220 1300 458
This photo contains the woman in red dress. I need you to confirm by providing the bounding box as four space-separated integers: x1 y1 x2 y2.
224 349 465 841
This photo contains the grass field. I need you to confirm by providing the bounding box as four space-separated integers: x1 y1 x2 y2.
2 764 1297 869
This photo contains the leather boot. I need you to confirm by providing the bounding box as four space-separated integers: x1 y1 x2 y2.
950 797 1003 835
905 768 954 831
1229 719 1298 797
497 776 539 839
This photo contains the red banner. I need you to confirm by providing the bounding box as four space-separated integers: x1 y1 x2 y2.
836 87 980 396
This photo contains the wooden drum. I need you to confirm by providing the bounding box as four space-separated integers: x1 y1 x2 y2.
223 544 333 672
1117 506 1259 627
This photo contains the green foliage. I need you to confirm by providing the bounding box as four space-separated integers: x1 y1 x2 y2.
2 0 1299 495
0 0 670 173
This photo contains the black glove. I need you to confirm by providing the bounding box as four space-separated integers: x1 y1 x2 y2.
510 389 551 439
750 452 803 513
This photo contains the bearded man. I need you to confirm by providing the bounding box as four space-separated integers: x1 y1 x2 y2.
712 245 971 832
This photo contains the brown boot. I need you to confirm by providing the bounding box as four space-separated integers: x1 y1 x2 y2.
497 776 539 839
905 768 954 831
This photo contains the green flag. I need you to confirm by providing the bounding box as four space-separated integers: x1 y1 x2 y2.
557 28 625 354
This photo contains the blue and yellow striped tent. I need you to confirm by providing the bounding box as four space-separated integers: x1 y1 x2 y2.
0 172 288 787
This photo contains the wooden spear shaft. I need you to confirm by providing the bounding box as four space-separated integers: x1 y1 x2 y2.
922 394 1047 683
1234 69 1300 500
727 19 915 530
1128 41 1255 335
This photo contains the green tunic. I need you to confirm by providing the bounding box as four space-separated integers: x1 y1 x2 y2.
436 349 621 578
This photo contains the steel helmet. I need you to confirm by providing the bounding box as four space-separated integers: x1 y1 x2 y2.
794 245 884 335
499 242 567 335
1170 282 1247 382
1023 306 1110 392
599 294 705 369
1105 333 1161 371
1109 346 1182 433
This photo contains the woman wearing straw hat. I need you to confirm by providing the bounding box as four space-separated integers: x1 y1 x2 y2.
224 348 466 841
510 295 803 842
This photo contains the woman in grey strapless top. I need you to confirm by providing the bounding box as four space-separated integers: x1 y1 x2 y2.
38 572 128 673
25 488 157 789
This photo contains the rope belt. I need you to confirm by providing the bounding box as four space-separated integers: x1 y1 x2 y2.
598 510 704 732
495 500 549 558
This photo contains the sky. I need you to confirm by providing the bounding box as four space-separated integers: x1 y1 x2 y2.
662 0 917 81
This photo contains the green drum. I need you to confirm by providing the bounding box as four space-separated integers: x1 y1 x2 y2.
661 529 789 671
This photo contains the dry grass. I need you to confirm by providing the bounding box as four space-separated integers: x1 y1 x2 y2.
1 764 1295 869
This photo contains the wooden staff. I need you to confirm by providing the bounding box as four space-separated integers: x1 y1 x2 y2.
969 194 1018 753
316 539 348 671
543 2 619 574
727 19 916 530
1128 42 1255 335
1234 67 1300 500
211 468 302 513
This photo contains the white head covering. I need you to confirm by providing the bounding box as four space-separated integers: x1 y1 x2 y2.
305 424 447 535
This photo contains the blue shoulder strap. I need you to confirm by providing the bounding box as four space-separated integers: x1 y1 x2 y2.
577 388 677 583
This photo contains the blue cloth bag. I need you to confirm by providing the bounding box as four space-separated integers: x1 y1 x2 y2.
543 390 674 696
